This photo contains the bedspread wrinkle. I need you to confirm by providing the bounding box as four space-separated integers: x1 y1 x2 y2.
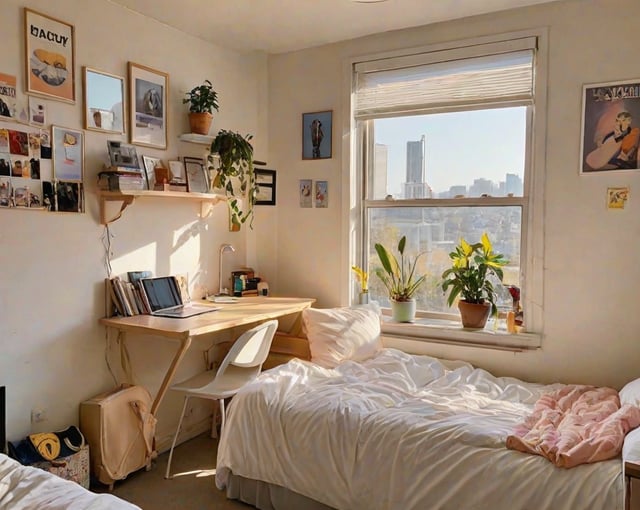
506 385 640 468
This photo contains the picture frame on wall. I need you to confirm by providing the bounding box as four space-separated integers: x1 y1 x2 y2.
52 125 83 182
128 62 168 149
83 67 125 134
302 110 332 160
183 156 208 193
24 8 76 103
255 169 276 205
580 79 640 174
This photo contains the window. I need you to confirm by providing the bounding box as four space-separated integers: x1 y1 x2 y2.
352 32 545 346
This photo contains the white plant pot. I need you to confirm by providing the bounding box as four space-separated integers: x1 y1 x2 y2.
391 299 416 322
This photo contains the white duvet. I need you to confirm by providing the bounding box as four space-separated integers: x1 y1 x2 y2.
216 348 625 510
0 454 139 510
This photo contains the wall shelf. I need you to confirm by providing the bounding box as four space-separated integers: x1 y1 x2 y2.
178 133 214 146
97 189 226 225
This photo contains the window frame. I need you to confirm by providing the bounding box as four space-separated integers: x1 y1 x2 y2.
346 29 548 350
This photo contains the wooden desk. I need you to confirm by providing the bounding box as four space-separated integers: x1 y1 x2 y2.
99 296 315 415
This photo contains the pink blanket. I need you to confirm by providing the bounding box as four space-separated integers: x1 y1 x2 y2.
506 385 640 468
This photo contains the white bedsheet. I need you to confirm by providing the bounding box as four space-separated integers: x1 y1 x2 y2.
0 454 139 510
216 348 625 510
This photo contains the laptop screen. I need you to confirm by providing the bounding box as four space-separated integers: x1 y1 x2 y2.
141 277 183 312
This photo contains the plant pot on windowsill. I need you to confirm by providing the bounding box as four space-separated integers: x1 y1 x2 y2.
188 112 213 135
391 298 416 323
458 300 491 329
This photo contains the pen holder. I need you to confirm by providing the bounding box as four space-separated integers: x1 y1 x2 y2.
257 282 269 296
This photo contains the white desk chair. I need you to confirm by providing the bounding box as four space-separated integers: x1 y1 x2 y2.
165 319 279 479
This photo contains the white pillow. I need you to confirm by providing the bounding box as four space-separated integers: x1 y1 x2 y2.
620 378 640 407
302 305 382 368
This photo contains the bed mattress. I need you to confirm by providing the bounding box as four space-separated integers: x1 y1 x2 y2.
216 348 624 510
0 453 139 509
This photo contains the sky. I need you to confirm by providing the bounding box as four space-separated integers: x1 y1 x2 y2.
374 107 527 195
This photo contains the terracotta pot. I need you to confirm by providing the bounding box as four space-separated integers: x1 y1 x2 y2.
391 298 416 322
458 300 491 329
188 112 213 135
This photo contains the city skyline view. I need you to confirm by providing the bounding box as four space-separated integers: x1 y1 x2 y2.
372 106 527 197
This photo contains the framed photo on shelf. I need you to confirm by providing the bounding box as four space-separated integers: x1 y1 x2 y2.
52 125 83 182
183 156 208 193
580 79 640 174
141 155 162 190
107 140 140 169
24 8 75 103
128 62 168 149
255 169 276 205
302 110 332 160
83 67 125 134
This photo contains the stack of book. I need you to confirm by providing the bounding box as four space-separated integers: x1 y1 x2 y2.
98 166 146 192
107 273 152 317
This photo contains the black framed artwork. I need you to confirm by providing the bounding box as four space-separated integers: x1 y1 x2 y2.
255 169 276 205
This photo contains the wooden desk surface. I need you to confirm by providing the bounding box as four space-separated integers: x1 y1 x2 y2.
99 296 315 339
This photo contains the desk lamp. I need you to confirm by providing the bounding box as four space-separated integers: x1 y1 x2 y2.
218 244 235 295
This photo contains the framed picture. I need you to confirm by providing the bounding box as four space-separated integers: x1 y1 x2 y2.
24 8 75 103
299 179 312 208
580 80 640 173
255 169 276 205
142 155 162 190
52 125 83 182
128 62 168 149
184 156 208 193
83 67 125 134
107 140 140 169
302 110 332 160
315 180 328 208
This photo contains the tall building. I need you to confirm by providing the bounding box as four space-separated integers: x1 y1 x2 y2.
505 173 523 196
403 135 431 198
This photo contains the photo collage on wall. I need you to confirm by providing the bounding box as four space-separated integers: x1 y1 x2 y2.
0 123 51 209
299 179 328 208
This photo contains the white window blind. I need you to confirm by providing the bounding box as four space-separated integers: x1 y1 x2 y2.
354 38 536 119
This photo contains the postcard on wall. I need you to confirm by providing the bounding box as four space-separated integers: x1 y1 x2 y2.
315 180 328 208
52 125 83 181
56 181 83 212
8 130 29 156
0 129 8 152
0 153 10 176
40 129 51 159
580 80 640 173
300 179 312 208
25 8 75 103
29 97 47 127
0 73 17 121
607 186 629 209
42 180 55 210
0 177 11 207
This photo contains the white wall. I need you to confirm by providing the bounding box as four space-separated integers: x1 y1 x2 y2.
267 0 640 389
0 0 268 444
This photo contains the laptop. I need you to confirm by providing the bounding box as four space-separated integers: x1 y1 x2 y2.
140 276 219 318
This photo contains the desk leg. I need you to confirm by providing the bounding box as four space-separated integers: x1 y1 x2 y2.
151 336 193 416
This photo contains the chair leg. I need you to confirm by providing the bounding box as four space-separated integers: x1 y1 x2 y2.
219 398 226 438
211 401 218 439
165 396 190 479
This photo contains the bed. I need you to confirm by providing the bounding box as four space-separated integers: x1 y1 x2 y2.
0 452 139 509
215 306 640 510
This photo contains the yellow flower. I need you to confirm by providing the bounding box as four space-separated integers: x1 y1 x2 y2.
351 265 369 292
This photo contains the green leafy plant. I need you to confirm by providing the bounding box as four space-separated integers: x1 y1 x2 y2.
208 130 258 230
440 232 508 316
374 236 426 301
183 80 219 114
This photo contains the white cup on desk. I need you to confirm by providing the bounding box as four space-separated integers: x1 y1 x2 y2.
257 282 269 296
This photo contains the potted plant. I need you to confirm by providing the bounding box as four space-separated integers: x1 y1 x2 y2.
183 80 219 135
208 129 258 231
374 236 426 322
440 232 508 329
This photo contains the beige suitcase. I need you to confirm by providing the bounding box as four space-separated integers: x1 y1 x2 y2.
80 384 157 488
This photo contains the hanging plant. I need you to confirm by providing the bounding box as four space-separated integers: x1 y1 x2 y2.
208 130 259 230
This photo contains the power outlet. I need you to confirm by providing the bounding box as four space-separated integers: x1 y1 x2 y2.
31 409 46 423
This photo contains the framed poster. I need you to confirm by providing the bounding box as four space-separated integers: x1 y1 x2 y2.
580 80 640 173
255 169 276 205
302 110 332 160
83 67 125 134
128 62 168 149
24 8 75 103
52 125 83 182
184 156 208 193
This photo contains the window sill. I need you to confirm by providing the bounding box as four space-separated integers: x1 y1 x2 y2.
381 315 541 352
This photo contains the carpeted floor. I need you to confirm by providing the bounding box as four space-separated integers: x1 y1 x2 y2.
95 433 252 509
